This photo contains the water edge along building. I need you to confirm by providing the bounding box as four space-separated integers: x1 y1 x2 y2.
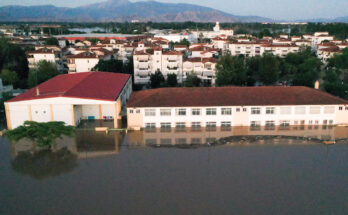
126 86 348 130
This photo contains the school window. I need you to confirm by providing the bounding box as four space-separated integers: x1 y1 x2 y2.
295 107 306 114
221 121 231 127
280 120 290 126
145 109 156 116
265 121 275 127
251 107 261 114
323 120 328 125
346 107 348 111
206 108 217 115
160 123 171 128
129 109 134 114
176 108 186 116
308 120 313 125
175 138 187 144
191 122 201 128
160 109 171 116
145 123 155 128
329 120 334 125
236 108 240 112
339 106 343 110
250 121 261 127
191 108 201 116
206 122 216 127
136 110 141 113
310 107 321 114
266 107 275 114
176 122 186 128
315 120 319 125
243 108 247 112
221 108 232 115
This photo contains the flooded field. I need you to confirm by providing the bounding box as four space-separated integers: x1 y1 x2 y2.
1 126 348 215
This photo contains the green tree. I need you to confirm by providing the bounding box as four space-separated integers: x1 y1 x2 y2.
216 54 247 86
5 121 75 148
166 73 178 87
185 71 201 87
323 69 348 99
93 59 123 73
150 70 165 88
293 57 322 87
27 61 59 88
1 69 18 86
0 37 29 88
259 54 280 85
45 37 59 46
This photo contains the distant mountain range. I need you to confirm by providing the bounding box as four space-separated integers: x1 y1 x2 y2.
299 16 348 23
0 0 274 23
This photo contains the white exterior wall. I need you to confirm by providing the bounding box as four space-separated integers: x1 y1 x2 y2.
6 97 118 129
33 53 56 64
31 104 51 122
53 104 73 125
8 105 30 129
128 105 348 129
75 58 100 73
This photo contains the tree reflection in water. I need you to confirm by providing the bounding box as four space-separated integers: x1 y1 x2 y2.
11 148 77 180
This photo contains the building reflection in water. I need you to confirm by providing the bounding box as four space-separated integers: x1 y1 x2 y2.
10 125 348 158
127 125 348 148
8 125 348 179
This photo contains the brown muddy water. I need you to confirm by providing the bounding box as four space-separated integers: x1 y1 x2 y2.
1 126 348 215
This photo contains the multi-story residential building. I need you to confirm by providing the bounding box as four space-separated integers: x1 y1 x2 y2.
133 48 183 84
183 57 218 86
228 42 263 57
189 45 219 58
317 46 341 63
260 44 300 57
127 86 348 130
26 47 63 70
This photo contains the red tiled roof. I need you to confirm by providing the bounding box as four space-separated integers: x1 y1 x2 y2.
8 72 131 102
27 48 55 54
127 86 348 108
66 51 98 59
184 57 218 63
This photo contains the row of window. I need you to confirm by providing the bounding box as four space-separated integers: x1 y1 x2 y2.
145 138 217 145
145 121 232 129
133 106 344 117
143 107 246 117
250 119 334 127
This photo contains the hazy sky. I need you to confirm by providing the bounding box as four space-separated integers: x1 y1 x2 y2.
1 0 347 20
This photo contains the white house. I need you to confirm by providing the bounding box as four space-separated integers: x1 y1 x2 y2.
127 86 348 130
5 72 132 129
26 47 62 69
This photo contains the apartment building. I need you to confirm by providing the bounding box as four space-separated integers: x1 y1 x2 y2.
228 42 262 57
127 86 348 130
183 57 218 85
260 44 300 57
133 48 183 84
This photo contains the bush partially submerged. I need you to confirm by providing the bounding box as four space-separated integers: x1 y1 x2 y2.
5 121 75 147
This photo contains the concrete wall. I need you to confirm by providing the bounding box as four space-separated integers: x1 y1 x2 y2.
127 105 348 129
6 97 117 129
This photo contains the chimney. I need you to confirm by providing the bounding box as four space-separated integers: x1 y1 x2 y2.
314 80 320 89
36 87 40 96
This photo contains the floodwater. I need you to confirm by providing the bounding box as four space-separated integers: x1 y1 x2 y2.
1 126 348 215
